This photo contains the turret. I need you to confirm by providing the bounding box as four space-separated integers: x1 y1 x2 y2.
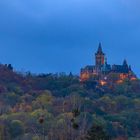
123 59 128 66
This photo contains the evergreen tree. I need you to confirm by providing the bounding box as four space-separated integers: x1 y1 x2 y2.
7 64 13 71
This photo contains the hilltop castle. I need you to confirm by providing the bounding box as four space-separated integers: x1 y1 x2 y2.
80 43 137 85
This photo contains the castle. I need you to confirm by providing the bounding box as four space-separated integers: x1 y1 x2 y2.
80 43 137 85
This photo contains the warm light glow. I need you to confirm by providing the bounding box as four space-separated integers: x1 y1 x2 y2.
131 77 137 81
119 74 128 80
80 72 90 81
117 80 123 84
100 80 107 86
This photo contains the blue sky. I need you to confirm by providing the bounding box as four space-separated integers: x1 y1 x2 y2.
0 0 140 76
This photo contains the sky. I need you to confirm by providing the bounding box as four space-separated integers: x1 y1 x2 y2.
0 0 140 76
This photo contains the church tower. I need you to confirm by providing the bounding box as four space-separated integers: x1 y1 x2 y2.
95 43 105 68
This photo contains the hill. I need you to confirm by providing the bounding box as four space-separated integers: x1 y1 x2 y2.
0 64 140 140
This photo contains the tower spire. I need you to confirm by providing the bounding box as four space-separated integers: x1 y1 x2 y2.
97 42 104 54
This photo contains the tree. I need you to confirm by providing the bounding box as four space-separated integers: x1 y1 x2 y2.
32 90 53 111
85 125 110 140
0 125 5 140
9 120 24 138
7 64 13 71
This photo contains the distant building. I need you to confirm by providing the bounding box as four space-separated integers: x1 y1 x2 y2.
80 43 137 85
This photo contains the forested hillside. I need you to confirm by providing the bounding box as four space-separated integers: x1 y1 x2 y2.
0 64 140 140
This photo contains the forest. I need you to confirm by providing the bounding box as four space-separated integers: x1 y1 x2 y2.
0 64 140 140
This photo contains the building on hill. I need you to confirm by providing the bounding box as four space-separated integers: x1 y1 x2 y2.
80 43 137 85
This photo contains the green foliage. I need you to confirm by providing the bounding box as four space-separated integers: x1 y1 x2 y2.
5 92 19 106
85 125 110 140
0 66 139 139
0 125 5 140
9 120 24 138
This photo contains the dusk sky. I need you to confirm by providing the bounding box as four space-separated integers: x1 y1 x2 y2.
0 0 140 76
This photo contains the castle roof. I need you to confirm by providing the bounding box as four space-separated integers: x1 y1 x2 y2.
112 64 129 73
85 65 94 70
81 65 93 72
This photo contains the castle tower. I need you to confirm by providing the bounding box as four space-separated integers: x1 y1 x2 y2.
95 43 105 68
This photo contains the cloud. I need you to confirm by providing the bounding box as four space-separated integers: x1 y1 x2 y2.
0 0 140 75
1 0 140 21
